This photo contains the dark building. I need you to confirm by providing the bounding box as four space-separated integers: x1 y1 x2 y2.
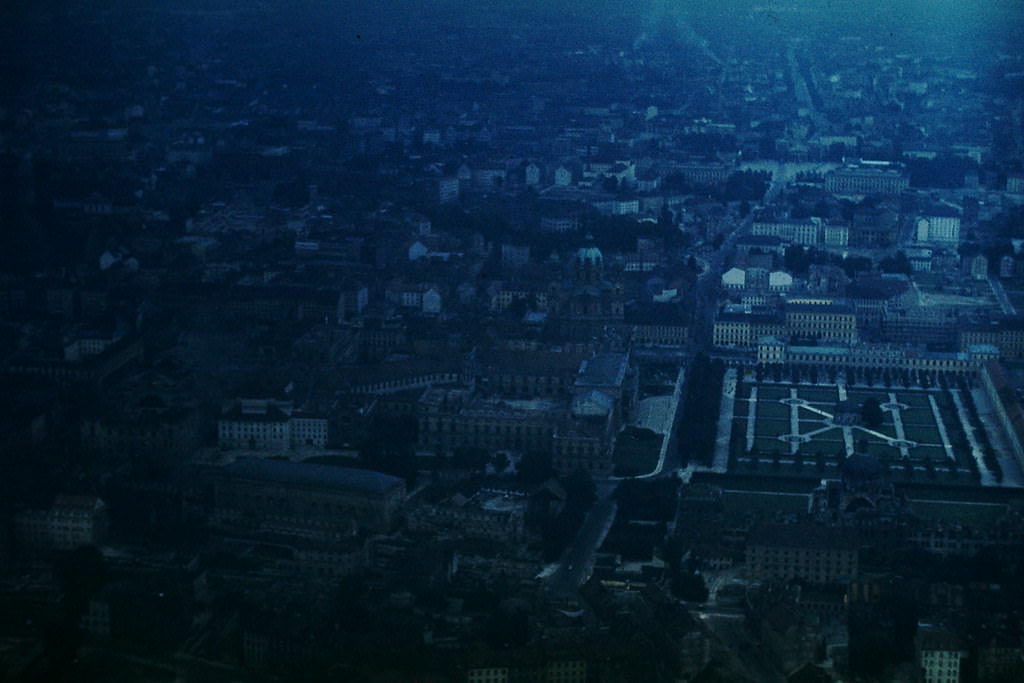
200 458 406 537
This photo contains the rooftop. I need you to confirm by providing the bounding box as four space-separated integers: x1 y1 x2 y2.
748 523 859 550
218 458 404 496
575 352 629 389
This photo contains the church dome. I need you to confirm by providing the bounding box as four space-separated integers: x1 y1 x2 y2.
575 236 603 266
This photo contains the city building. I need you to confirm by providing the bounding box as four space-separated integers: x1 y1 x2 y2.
915 210 961 245
784 300 858 344
825 163 909 195
745 523 859 584
916 625 966 683
755 337 998 374
408 486 528 543
960 316 1024 359
201 458 406 536
15 495 109 554
217 399 329 451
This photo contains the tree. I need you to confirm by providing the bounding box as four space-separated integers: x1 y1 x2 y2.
880 250 912 275
46 545 108 674
842 255 872 278
659 203 674 229
861 398 884 430
671 570 709 602
517 451 554 484
722 170 770 202
490 452 510 474
784 245 811 275
563 469 597 509
453 446 489 471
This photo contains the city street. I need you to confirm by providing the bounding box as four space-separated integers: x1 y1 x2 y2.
544 487 618 596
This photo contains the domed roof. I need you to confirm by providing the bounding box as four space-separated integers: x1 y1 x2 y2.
575 235 603 265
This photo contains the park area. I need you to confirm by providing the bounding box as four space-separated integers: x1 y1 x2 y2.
612 426 663 477
726 379 985 485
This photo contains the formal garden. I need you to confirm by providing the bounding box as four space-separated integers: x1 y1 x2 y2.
725 375 1001 485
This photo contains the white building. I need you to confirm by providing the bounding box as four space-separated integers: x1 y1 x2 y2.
525 162 541 187
722 267 746 289
400 290 423 308
916 214 961 245
768 271 794 292
611 198 639 215
540 215 578 233
554 166 573 186
422 287 442 314
408 240 429 261
917 626 966 683
15 495 109 553
218 399 328 451
823 223 849 247
437 177 459 203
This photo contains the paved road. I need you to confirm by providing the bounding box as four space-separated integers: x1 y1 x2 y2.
690 211 752 348
989 276 1017 315
544 489 618 596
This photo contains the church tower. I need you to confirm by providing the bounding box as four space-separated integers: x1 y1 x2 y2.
574 235 604 286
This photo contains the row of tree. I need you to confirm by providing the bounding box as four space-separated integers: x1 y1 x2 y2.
958 388 1004 482
676 353 726 467
754 363 967 391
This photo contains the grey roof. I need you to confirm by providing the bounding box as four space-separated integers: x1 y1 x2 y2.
785 301 855 315
219 458 404 496
575 352 628 388
748 523 859 550
736 234 785 246
787 345 850 356
624 302 688 326
572 389 614 417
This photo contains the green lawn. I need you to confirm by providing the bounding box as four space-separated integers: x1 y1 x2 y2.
757 385 791 401
726 382 984 485
862 441 901 458
854 422 898 439
613 430 663 477
756 419 792 438
900 423 943 444
912 445 955 462
756 401 791 419
798 387 839 403
733 398 749 418
900 407 936 423
846 390 894 405
900 393 935 408
753 437 787 455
